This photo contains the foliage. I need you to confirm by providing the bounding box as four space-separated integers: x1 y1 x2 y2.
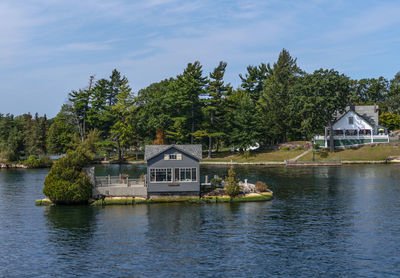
43 146 94 203
3 52 400 162
228 90 260 150
211 177 222 187
379 112 400 131
255 181 268 192
224 166 240 197
23 155 53 168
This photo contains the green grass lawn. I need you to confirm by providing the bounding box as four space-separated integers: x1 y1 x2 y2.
299 143 400 161
202 149 305 162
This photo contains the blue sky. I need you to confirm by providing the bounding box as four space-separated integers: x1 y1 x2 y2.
1 0 399 117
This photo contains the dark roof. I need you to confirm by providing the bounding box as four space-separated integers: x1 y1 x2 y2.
144 144 202 161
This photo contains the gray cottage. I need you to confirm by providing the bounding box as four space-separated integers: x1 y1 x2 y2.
144 144 202 197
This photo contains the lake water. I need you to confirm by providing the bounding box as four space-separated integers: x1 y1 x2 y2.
1 164 400 277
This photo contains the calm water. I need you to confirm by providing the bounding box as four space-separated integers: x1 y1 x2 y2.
1 165 400 277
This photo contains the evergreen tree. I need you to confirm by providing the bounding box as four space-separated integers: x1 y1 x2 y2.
111 82 137 161
228 90 260 150
239 63 268 102
170 61 207 144
203 61 232 158
259 49 303 143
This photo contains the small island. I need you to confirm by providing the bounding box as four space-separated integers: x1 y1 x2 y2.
36 144 273 206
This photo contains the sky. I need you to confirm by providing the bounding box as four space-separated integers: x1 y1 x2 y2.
1 0 399 117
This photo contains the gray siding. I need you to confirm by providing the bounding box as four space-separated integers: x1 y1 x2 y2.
147 147 200 195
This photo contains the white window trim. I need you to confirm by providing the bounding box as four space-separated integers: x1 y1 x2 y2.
164 153 182 160
174 167 197 183
149 168 173 183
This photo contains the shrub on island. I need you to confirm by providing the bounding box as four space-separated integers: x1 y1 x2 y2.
43 146 93 204
255 181 268 192
224 166 240 197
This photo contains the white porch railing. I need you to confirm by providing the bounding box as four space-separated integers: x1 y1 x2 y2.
95 176 146 187
313 134 389 140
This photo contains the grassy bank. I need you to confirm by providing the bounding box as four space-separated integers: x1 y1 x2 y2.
202 149 305 162
35 193 273 206
299 143 400 162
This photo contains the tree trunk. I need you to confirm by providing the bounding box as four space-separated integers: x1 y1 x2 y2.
208 136 212 158
329 121 334 152
208 111 214 158
117 140 122 161
191 104 194 144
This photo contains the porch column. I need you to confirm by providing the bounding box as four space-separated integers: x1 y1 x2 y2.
324 127 328 148
371 129 374 143
343 129 346 138
357 129 359 139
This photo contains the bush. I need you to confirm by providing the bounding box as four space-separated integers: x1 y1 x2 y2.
211 177 222 187
0 150 18 162
255 181 268 192
295 146 304 151
23 155 54 168
280 146 289 151
24 155 42 168
224 166 240 197
43 146 93 203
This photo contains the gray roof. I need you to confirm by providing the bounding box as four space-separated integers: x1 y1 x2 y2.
144 144 202 161
336 105 379 127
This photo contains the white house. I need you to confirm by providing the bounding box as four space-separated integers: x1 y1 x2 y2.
314 105 389 148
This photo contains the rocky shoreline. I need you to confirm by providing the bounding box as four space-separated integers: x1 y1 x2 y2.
35 192 274 206
0 163 28 169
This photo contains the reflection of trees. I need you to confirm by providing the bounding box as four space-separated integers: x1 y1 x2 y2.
45 206 97 249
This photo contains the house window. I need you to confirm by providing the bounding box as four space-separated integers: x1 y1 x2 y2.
174 168 197 182
150 168 172 182
348 117 354 125
169 154 177 160
164 153 182 160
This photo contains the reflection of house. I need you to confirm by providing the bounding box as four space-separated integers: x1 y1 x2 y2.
145 144 202 196
314 105 389 148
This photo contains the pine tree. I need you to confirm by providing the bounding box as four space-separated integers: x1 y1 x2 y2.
203 61 232 158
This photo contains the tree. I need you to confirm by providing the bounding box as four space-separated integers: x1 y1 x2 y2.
239 63 268 103
224 166 240 198
228 90 260 150
110 81 137 161
203 61 232 158
259 49 303 143
296 69 351 151
379 112 400 131
381 72 400 114
171 61 207 144
136 78 175 143
69 88 91 141
46 105 78 154
43 145 93 203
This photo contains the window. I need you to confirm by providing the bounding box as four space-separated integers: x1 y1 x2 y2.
174 167 197 182
169 154 177 160
348 117 354 125
150 168 172 182
164 153 182 160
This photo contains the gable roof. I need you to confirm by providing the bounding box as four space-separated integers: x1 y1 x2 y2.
144 144 202 161
333 109 373 130
335 105 379 127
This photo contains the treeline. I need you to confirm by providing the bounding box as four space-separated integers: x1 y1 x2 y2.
0 113 49 161
1 49 400 162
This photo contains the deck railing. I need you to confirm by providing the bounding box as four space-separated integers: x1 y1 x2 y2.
314 134 389 140
95 175 146 187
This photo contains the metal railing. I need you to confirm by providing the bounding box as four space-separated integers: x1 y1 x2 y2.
94 175 146 187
